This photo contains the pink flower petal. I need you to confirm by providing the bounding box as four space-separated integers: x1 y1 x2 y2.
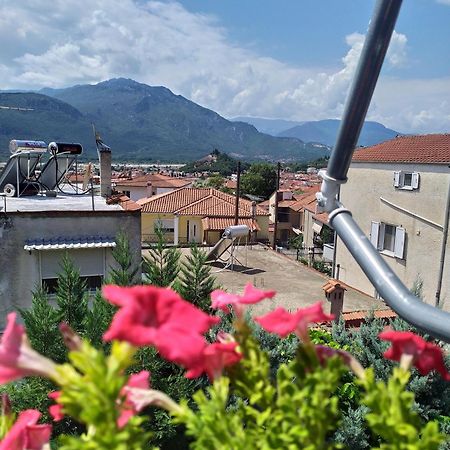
0 409 51 450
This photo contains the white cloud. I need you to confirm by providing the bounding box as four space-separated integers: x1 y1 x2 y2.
437 0 450 5
0 0 448 134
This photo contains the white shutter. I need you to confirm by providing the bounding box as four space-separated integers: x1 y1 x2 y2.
394 227 406 259
370 222 380 249
378 223 386 250
393 171 401 187
412 172 420 189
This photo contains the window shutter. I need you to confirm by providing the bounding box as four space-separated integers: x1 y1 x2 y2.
393 171 400 187
394 227 406 259
370 221 380 249
412 172 420 189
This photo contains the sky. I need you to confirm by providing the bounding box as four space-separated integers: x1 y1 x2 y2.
0 0 449 134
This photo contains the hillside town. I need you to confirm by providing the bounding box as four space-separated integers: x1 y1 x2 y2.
0 0 450 448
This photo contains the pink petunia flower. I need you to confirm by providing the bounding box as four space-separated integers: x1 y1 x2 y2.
211 283 276 314
185 342 242 381
117 371 151 428
254 302 334 340
379 330 450 380
0 313 57 384
0 409 51 450
102 285 220 367
48 392 64 422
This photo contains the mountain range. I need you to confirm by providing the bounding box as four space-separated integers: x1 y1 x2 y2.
0 78 330 162
233 117 401 147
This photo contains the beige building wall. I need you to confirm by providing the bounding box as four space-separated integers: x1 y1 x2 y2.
336 162 450 309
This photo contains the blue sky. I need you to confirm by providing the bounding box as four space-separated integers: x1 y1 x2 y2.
0 0 449 133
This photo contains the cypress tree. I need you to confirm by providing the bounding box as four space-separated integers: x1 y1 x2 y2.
142 227 180 287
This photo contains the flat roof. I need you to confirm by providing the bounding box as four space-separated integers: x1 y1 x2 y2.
0 192 124 213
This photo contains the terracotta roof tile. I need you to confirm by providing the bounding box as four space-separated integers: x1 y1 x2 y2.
352 134 450 164
201 217 260 232
107 194 141 211
115 173 193 188
139 188 268 217
342 309 397 322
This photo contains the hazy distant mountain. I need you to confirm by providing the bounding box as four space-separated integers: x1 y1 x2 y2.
277 119 401 147
0 92 94 158
231 116 304 136
36 78 329 162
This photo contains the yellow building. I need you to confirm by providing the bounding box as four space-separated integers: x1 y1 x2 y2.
137 188 269 245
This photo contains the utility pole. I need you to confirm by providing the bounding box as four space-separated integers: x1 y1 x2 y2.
234 161 241 225
272 162 281 250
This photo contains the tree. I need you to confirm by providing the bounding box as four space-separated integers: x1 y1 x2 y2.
54 254 89 334
142 227 181 287
240 163 277 199
107 230 140 286
174 245 217 312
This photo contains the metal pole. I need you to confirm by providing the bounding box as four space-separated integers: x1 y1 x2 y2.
435 173 450 307
330 209 450 342
272 162 281 250
234 161 241 225
327 0 403 182
315 0 450 341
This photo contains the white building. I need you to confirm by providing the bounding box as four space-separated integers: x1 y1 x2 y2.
0 192 141 327
336 134 450 309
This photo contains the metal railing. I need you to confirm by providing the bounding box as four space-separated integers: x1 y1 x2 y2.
317 0 450 342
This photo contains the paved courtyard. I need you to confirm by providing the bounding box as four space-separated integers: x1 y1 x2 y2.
199 244 386 315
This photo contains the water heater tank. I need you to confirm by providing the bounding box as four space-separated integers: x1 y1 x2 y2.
9 140 47 154
222 224 249 238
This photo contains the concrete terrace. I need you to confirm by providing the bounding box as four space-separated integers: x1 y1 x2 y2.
171 244 387 315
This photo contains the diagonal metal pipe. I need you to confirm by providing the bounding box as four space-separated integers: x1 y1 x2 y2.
318 0 450 342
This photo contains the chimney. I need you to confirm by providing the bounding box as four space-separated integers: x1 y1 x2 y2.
98 147 112 197
322 279 346 321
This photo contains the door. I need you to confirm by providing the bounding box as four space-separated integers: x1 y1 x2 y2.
188 220 200 243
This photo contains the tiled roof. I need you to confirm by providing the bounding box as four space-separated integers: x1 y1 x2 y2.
342 309 397 322
115 173 192 188
322 279 348 294
352 134 450 164
138 188 269 217
201 217 260 232
107 194 141 211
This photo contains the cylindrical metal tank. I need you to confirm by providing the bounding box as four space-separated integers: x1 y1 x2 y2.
222 224 249 239
9 140 47 154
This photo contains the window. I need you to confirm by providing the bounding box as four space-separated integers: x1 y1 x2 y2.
370 221 406 258
43 275 103 294
393 171 419 190
155 219 175 232
40 249 106 294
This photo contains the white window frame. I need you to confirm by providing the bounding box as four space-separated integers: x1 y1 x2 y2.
393 171 420 190
155 218 175 233
370 221 406 259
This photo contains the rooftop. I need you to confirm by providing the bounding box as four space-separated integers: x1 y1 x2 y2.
1 192 134 213
114 173 193 188
352 134 450 164
137 188 268 217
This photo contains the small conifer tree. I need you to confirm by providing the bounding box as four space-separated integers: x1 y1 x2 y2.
142 227 180 287
55 254 89 333
19 286 64 363
108 231 140 286
174 245 217 312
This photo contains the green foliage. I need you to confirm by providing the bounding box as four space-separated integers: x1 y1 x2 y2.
142 227 180 287
174 245 217 312
19 287 65 363
107 231 140 286
360 368 444 449
182 150 250 177
312 260 332 276
56 341 152 449
240 163 277 199
288 234 303 250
